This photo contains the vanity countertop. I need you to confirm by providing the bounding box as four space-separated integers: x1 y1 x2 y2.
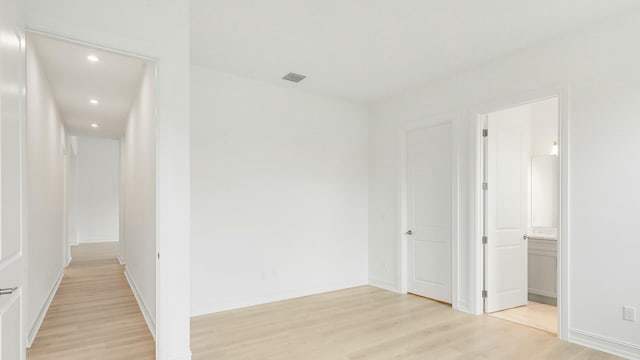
528 235 557 241
528 231 558 241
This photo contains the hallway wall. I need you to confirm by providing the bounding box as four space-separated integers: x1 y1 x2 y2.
66 138 78 247
121 62 157 333
25 38 68 343
76 136 120 243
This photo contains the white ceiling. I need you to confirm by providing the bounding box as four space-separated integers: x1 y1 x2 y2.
31 34 148 138
191 0 640 104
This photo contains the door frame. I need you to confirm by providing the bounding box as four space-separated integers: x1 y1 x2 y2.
398 112 461 309
469 85 569 339
23 28 161 353
0 15 27 359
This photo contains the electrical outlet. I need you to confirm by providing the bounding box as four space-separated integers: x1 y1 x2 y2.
623 306 636 322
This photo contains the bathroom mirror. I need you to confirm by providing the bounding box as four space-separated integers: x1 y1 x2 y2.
531 155 558 230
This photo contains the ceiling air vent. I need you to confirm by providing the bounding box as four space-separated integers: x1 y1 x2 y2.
282 72 306 83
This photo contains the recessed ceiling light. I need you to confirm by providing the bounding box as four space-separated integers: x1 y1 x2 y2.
87 54 99 63
89 99 99 105
91 123 99 128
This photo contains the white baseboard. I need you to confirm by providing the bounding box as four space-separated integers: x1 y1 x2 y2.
170 352 192 360
368 279 472 314
124 267 156 340
570 328 640 359
455 298 469 313
191 279 368 317
78 239 119 244
65 256 72 268
368 278 400 293
27 269 64 347
118 256 126 265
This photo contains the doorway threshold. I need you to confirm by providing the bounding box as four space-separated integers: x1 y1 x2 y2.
488 301 557 335
408 292 452 307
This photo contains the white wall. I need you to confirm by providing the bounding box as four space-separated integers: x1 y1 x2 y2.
190 66 369 315
76 136 120 243
122 63 157 332
531 97 559 156
23 1 191 357
66 137 78 248
25 39 67 342
369 12 640 357
530 98 559 230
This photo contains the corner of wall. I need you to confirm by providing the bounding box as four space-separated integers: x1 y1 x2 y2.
124 267 156 340
26 269 64 348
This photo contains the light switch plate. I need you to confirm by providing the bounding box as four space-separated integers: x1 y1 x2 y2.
623 306 636 322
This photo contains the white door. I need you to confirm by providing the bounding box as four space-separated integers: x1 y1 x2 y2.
485 106 530 313
0 0 26 358
406 122 452 303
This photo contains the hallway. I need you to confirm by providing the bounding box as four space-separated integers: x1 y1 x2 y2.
27 243 155 360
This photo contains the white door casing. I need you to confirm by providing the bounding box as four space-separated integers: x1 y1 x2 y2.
485 105 531 313
406 122 453 303
0 0 26 358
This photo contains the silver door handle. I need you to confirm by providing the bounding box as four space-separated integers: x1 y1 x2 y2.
523 234 529 240
405 230 413 235
0 287 18 296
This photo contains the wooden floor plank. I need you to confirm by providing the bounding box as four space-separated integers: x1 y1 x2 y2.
28 244 620 359
27 243 155 360
489 300 558 334
191 286 620 359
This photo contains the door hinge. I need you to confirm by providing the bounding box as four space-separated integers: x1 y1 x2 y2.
482 129 488 137
482 236 488 244
482 290 488 298
157 253 160 260
482 182 488 191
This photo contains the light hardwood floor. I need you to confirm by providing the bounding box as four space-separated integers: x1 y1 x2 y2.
489 301 558 334
27 243 155 360
191 286 620 360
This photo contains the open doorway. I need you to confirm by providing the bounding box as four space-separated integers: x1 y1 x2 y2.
24 32 158 359
481 97 560 334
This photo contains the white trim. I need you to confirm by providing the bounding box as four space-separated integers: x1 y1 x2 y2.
118 255 126 265
124 267 156 340
468 85 569 339
77 239 119 244
25 27 157 62
397 112 461 309
456 299 469 313
24 28 176 359
169 353 192 360
569 329 640 360
154 59 161 360
558 86 570 341
0 288 21 316
27 270 63 347
65 256 72 268
0 252 21 272
368 279 400 293
191 280 367 317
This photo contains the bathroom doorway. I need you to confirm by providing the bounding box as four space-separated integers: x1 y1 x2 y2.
481 97 560 334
